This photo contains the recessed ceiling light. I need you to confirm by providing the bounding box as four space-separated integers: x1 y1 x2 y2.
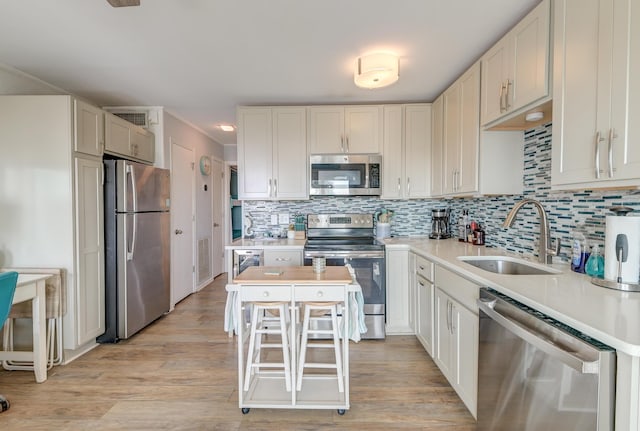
219 125 235 132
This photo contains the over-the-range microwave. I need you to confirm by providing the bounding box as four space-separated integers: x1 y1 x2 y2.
309 154 381 196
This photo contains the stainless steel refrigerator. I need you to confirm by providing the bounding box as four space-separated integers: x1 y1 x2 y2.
98 159 171 343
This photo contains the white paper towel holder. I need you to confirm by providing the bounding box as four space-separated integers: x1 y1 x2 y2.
591 205 640 292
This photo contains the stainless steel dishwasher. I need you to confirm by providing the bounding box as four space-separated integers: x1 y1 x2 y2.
477 288 615 431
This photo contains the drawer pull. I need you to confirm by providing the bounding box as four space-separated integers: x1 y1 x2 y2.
263 291 270 297
317 291 324 298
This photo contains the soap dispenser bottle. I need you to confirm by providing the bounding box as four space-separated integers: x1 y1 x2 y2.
585 244 605 278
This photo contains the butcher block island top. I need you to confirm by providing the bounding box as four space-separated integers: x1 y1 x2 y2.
232 265 353 285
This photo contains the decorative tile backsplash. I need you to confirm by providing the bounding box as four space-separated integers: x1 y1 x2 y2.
243 123 640 263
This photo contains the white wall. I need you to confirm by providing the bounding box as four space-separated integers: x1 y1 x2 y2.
164 112 224 286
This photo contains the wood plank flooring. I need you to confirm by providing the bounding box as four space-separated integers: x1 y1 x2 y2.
0 275 476 430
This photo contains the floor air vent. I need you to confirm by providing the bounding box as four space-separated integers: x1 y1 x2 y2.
198 238 211 283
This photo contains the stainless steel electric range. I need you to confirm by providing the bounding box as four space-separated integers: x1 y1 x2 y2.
303 213 386 339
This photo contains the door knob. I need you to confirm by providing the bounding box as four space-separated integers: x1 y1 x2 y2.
213 223 220 227
175 229 183 235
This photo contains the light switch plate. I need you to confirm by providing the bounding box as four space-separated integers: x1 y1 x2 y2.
270 214 278 225
279 213 289 224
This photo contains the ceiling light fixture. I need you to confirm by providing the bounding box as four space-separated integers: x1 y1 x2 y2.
219 125 235 132
354 53 399 89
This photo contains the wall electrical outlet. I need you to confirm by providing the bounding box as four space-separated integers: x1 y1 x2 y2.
279 213 290 225
270 214 278 225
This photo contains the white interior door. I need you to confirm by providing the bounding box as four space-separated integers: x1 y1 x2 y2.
212 158 224 278
170 140 195 304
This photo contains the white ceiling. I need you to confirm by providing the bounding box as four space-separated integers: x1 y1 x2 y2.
0 0 540 147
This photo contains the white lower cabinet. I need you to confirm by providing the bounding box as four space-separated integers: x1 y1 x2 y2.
433 266 479 418
414 255 434 356
73 155 105 345
386 248 412 334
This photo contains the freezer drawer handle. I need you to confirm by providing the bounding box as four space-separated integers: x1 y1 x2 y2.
477 298 600 374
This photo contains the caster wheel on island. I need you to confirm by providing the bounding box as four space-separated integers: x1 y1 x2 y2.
241 408 250 414
337 409 346 415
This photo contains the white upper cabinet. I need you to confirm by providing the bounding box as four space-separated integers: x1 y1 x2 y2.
481 0 551 127
443 63 480 195
382 104 432 199
435 62 523 197
430 95 444 197
552 0 640 189
104 112 155 164
74 100 104 156
237 106 307 200
308 105 382 154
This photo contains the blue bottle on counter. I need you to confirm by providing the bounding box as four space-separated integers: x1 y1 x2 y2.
585 244 605 278
571 233 589 273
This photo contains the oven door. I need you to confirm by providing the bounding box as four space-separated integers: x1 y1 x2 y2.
304 250 386 339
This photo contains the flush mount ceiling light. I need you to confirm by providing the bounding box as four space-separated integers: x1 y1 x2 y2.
354 53 399 89
219 125 235 132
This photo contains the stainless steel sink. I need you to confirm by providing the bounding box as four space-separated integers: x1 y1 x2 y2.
457 256 560 275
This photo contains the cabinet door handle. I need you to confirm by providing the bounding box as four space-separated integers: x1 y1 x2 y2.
275 257 291 262
345 136 349 153
505 80 512 110
397 178 401 193
340 135 345 153
407 177 411 195
273 178 277 197
450 303 456 334
499 82 506 113
446 300 451 332
268 178 272 197
608 128 616 178
594 131 602 179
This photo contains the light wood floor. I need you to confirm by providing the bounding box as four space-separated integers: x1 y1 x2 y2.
0 275 476 430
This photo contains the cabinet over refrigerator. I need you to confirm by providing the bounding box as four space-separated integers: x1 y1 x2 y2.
98 159 171 343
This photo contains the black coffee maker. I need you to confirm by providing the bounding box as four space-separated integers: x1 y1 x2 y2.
430 208 451 239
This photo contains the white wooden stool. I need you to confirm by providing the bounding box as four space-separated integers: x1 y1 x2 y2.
244 302 291 392
296 302 344 393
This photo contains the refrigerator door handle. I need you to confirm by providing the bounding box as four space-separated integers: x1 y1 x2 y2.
127 213 137 261
126 163 138 212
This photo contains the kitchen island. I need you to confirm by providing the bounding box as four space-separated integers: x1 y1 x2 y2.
226 265 360 415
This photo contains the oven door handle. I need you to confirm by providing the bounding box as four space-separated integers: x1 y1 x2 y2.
477 297 600 374
305 251 384 259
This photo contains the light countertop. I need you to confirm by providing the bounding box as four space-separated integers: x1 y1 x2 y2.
225 238 306 250
383 237 640 356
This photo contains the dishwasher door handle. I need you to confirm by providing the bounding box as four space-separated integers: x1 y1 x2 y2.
477 298 599 374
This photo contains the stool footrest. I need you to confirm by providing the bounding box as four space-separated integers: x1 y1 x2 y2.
302 363 338 369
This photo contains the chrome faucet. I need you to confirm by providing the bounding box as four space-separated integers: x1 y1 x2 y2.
503 199 560 264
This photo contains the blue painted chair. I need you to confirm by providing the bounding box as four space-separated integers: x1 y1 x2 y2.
0 271 18 413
